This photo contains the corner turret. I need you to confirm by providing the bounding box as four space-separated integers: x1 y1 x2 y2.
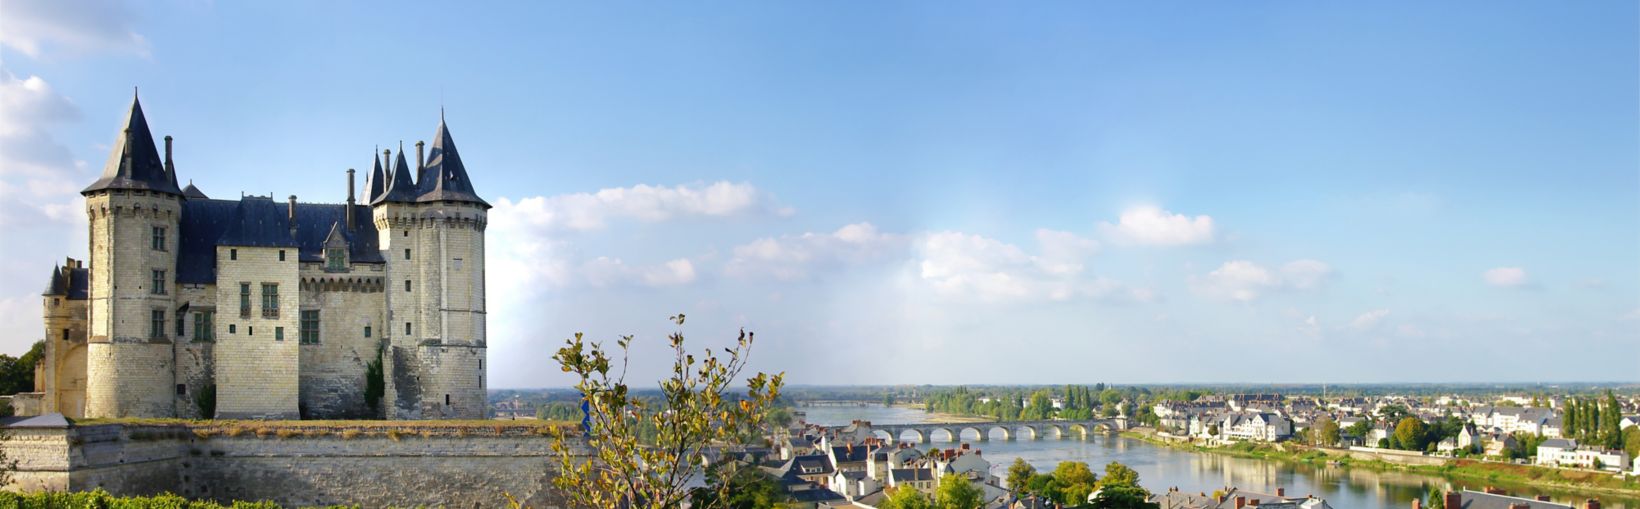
82 92 183 196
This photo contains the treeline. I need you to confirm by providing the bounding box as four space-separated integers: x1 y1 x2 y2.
1563 390 1628 451
1005 459 1157 508
923 385 1205 425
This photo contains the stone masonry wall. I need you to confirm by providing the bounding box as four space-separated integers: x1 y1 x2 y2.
297 270 384 419
2 423 579 508
85 191 181 418
214 245 301 419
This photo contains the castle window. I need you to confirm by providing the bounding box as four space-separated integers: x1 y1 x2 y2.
404 248 411 260
300 310 320 344
61 328 68 341
150 309 165 339
404 279 412 292
326 248 346 270
275 326 284 341
239 283 251 318
364 325 372 338
405 322 411 336
228 324 236 334
248 326 253 336
261 283 279 318
176 384 187 396
445 394 451 406
194 311 215 342
176 311 185 336
151 226 166 251
151 270 166 295
453 258 463 271
230 248 238 261
278 250 286 261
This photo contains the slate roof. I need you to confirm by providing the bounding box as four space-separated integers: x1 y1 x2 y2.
372 146 419 205
176 196 383 284
182 182 209 199
42 265 89 299
415 117 487 207
1453 490 1572 509
83 94 183 196
365 152 387 203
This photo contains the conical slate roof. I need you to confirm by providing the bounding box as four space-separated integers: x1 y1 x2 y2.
83 94 183 196
415 118 488 207
43 265 65 296
372 145 419 205
365 152 387 203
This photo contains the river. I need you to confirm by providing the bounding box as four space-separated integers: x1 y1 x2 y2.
798 403 1637 509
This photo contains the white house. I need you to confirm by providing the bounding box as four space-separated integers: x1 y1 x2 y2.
1220 411 1293 442
1536 438 1631 472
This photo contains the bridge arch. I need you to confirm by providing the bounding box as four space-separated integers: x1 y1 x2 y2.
1068 424 1090 440
872 430 895 443
1015 425 1040 440
932 427 960 442
958 427 986 442
896 428 926 443
985 425 1014 441
1043 424 1066 439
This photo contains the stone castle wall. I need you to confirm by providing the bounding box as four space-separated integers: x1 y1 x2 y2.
85 191 181 418
2 423 576 508
297 273 385 419
213 245 301 419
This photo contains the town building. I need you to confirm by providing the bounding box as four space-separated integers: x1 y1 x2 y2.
22 95 488 420
1535 439 1630 472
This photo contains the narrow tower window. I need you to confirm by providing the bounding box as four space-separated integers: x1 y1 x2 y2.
404 248 411 260
239 283 251 318
404 280 412 292
275 327 284 341
230 248 238 261
364 325 372 338
151 270 166 295
405 322 411 335
278 250 286 261
151 226 166 251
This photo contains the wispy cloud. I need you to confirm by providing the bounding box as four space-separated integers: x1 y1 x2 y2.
1098 205 1215 246
1192 259 1334 302
725 222 902 280
1483 267 1529 288
492 181 785 233
0 0 149 58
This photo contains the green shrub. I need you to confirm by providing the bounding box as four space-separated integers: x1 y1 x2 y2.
0 489 362 509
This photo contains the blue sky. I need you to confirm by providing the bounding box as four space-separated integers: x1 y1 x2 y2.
1 1 1635 387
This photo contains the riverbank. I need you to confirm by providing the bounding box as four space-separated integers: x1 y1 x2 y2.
890 403 994 423
1121 430 1640 502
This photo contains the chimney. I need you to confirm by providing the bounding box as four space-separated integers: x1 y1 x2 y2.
415 140 425 172
345 169 356 231
1486 487 1506 495
1444 492 1461 509
1586 499 1601 509
383 148 393 177
288 195 298 228
1276 488 1285 497
1536 495 1551 502
1509 504 1529 509
1235 496 1246 509
164 135 174 172
1249 500 1260 507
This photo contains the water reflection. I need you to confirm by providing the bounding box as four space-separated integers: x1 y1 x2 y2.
798 404 1636 509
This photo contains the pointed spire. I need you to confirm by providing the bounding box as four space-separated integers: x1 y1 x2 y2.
43 265 66 296
365 148 387 204
372 141 419 205
415 113 488 207
84 92 183 196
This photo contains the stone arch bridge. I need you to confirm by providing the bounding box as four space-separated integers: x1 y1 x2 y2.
832 418 1127 444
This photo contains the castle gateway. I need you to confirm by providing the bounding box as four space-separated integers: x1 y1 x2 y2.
34 94 488 420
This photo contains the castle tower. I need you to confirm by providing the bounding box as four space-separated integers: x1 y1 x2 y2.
81 93 184 418
41 260 90 418
371 116 488 419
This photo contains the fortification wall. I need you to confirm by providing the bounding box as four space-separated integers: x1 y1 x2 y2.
2 422 578 508
297 281 384 419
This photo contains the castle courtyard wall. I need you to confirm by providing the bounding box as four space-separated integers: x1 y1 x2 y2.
2 422 577 508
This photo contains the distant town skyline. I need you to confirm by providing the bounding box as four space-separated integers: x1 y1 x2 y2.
1 1 1635 387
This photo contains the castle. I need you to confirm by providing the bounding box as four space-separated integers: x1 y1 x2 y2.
31 94 488 420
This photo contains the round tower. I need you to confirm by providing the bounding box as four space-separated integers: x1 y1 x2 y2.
82 94 184 418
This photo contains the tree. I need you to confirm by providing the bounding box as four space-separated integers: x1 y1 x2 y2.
1393 417 1428 452
1425 490 1446 509
935 474 985 509
0 341 45 395
1025 473 1062 502
689 466 790 509
1345 420 1373 443
1099 461 1141 489
1005 458 1036 492
1315 415 1340 447
548 314 784 509
881 486 933 509
1622 426 1640 460
1052 461 1098 505
1089 484 1159 509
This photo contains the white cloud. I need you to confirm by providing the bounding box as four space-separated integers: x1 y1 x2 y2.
0 0 149 58
583 257 697 288
1483 267 1528 288
1192 259 1334 302
1098 205 1215 246
725 222 902 280
915 231 1140 303
1349 309 1392 331
493 181 782 233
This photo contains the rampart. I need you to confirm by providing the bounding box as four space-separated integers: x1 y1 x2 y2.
2 418 580 508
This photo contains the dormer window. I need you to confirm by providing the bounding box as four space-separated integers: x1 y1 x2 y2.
326 248 346 270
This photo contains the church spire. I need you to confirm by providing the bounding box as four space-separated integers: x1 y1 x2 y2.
83 92 183 196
